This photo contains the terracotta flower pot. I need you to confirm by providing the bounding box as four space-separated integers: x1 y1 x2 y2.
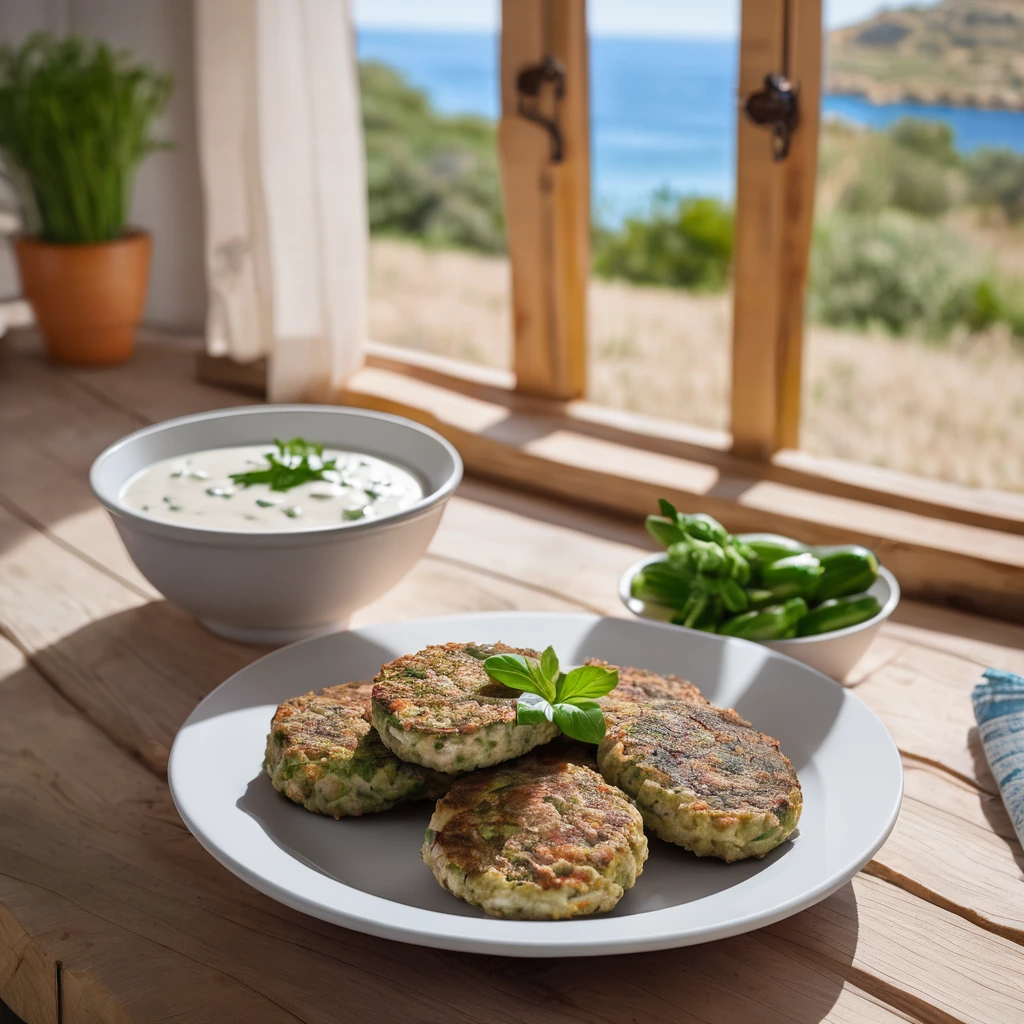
15 231 152 366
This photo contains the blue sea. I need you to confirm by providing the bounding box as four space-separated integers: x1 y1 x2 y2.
357 29 1024 221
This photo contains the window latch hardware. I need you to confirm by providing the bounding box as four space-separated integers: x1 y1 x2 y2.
516 56 566 163
744 73 799 162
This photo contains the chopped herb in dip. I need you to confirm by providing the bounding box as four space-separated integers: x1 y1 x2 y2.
120 439 423 532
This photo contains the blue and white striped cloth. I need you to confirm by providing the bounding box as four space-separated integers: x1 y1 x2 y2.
972 668 1024 850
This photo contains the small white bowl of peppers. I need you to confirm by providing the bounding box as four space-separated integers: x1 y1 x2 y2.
619 501 900 681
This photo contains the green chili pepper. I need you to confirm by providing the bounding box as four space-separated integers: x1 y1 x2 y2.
670 590 710 630
719 598 809 641
630 562 693 607
668 537 727 575
722 544 751 586
796 594 881 637
731 538 758 563
672 595 723 633
676 512 730 547
760 552 823 599
813 547 879 601
736 534 809 565
720 578 748 614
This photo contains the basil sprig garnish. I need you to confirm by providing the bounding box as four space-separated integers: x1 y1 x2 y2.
229 438 336 493
484 647 617 744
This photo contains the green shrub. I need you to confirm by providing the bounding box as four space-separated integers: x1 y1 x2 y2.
811 211 981 338
888 148 955 216
810 210 1024 340
0 33 171 243
837 118 956 218
592 192 733 291
966 147 1024 221
888 117 958 165
360 61 505 252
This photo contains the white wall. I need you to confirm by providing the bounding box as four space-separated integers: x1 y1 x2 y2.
0 0 207 331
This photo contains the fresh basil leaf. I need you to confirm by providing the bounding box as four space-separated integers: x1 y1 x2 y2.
552 701 607 744
564 698 601 710
484 654 553 700
557 664 619 702
516 692 554 724
658 498 680 521
529 661 557 697
540 646 559 683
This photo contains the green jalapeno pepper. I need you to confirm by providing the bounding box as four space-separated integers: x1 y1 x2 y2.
813 547 879 601
719 598 809 641
735 533 810 566
796 594 881 637
676 512 730 547
630 562 694 607
671 595 723 633
759 552 823 600
744 587 777 609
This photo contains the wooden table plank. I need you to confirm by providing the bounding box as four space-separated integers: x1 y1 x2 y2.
0 642 302 1024
850 630 1023 792
868 760 1023 942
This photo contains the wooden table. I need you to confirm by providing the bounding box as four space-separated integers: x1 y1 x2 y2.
2 332 1023 1024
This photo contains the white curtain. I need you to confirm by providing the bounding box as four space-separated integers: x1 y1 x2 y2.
194 0 367 401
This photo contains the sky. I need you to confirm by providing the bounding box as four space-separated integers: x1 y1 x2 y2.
351 0 940 38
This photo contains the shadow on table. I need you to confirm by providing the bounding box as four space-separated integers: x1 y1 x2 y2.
11 601 269 774
0 998 26 1024
419 881 863 1023
968 726 1024 878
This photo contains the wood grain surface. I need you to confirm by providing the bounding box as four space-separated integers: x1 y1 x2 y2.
1 332 1022 1023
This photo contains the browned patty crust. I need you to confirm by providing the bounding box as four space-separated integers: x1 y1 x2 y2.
266 682 452 817
588 659 709 705
371 642 560 771
598 697 802 861
423 746 647 918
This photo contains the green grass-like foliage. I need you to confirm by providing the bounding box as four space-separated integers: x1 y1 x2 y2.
361 60 505 253
0 34 172 243
809 209 1024 341
592 191 734 291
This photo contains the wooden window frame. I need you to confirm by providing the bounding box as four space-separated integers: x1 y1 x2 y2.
200 0 1024 621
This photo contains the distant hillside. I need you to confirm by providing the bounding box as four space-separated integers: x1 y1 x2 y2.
826 0 1024 109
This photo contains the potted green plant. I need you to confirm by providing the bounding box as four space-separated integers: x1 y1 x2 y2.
0 34 172 365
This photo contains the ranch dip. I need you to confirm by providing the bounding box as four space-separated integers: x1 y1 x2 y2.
119 440 424 532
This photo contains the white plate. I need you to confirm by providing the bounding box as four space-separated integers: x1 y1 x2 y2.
168 612 903 957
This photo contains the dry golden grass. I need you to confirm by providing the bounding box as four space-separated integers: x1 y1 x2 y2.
369 239 1024 492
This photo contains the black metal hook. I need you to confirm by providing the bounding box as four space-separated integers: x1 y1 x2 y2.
744 73 799 161
516 56 566 163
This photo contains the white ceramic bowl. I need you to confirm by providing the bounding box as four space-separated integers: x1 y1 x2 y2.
91 405 462 645
619 551 900 680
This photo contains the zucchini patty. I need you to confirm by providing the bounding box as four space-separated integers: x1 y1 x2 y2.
266 682 454 817
589 659 709 705
598 698 802 862
423 746 648 919
371 642 560 772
